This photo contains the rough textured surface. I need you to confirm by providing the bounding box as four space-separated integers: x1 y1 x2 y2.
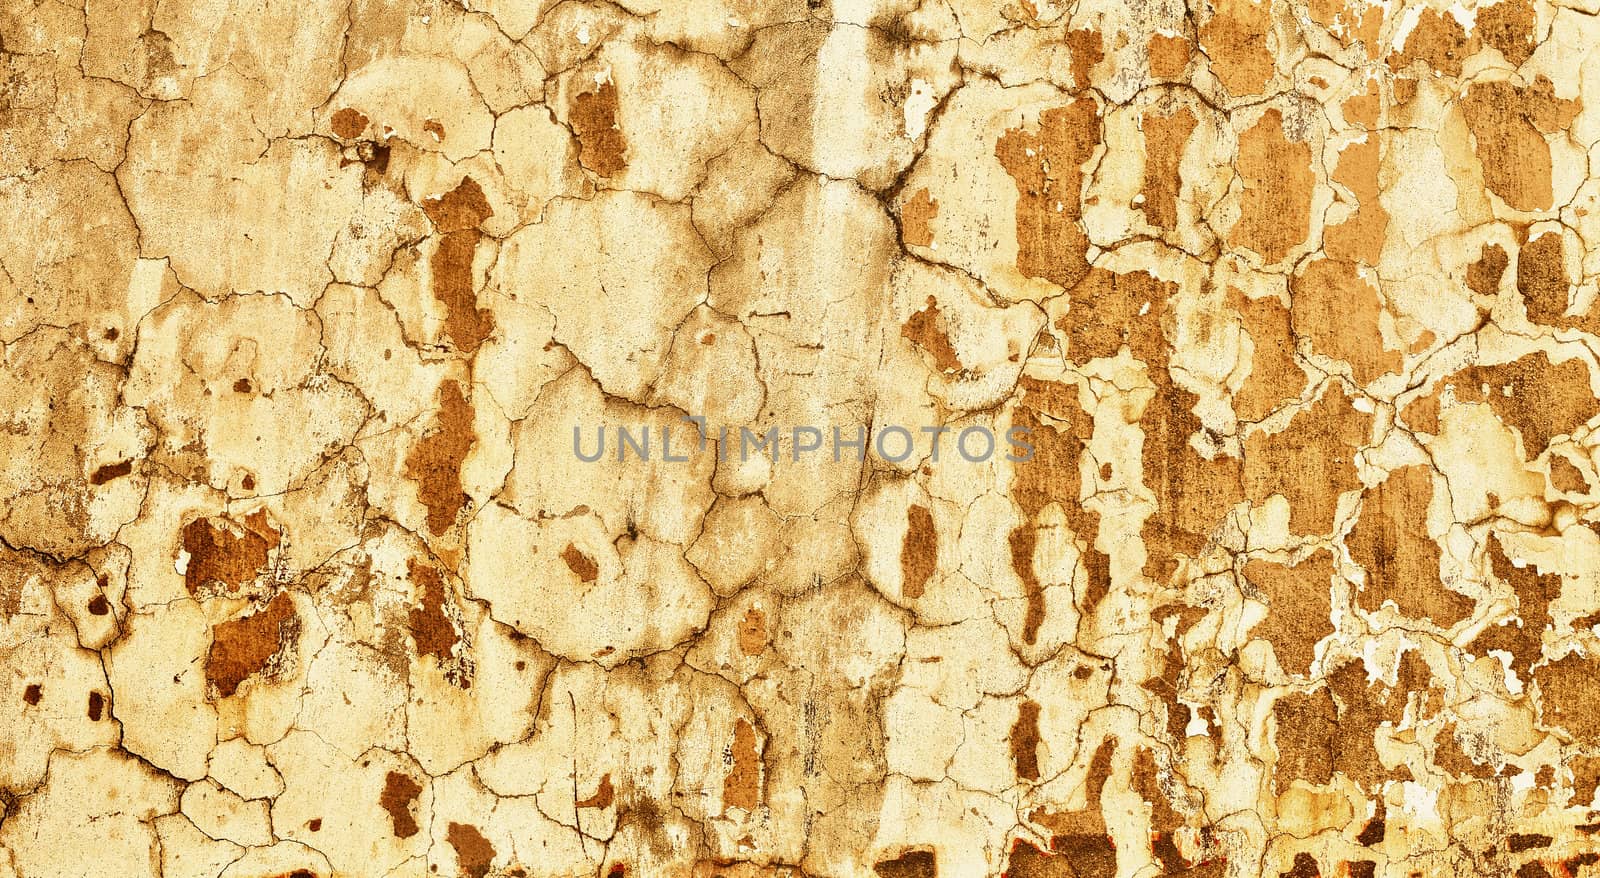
4 0 1600 876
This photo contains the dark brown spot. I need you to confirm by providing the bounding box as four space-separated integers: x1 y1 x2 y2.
87 690 104 720
89 460 132 485
996 98 1101 291
233 378 252 394
1281 852 1320 878
1536 652 1600 742
446 822 496 878
406 560 459 664
1468 242 1510 297
308 818 322 831
577 773 614 809
901 298 961 373
181 512 279 597
1010 700 1041 782
380 771 423 839
1348 465 1472 626
561 544 598 583
22 684 41 705
405 380 476 536
206 592 299 698
421 178 495 354
330 107 369 139
87 594 110 616
571 81 627 177
1509 834 1553 853
900 504 937 600
875 849 936 878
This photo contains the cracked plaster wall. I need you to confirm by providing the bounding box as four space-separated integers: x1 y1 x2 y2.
3 0 1600 875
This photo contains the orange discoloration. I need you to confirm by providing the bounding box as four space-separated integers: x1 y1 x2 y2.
901 297 962 373
1341 79 1381 129
1445 352 1597 456
1242 383 1371 536
1243 550 1336 676
1230 287 1306 423
1200 0 1275 96
996 98 1101 291
737 606 767 656
1461 78 1579 212
1468 242 1509 297
1230 110 1313 265
1140 106 1197 231
901 188 938 248
1387 8 1472 77
1472 535 1559 679
405 379 476 536
900 504 937 600
1550 456 1589 493
1291 259 1401 385
1477 0 1538 68
206 592 299 698
572 81 627 177
1148 34 1191 78
1010 375 1102 635
577 773 614 809
1535 653 1600 742
1324 138 1388 265
1348 465 1472 626
1066 29 1104 89
723 717 760 813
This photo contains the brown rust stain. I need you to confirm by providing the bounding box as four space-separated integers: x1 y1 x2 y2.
1535 653 1600 742
181 512 279 596
577 773 614 809
1347 465 1472 626
1230 109 1313 264
1445 352 1597 457
380 771 423 839
1291 259 1401 385
901 297 962 374
1065 29 1103 89
22 683 41 705
1010 699 1042 782
330 107 368 139
88 593 110 615
1273 654 1426 789
1461 78 1579 213
1243 549 1335 676
571 80 627 177
561 543 599 583
206 592 299 698
1468 242 1509 297
1147 34 1191 79
1199 0 1275 96
405 559 459 663
737 606 767 656
421 177 495 355
723 717 760 813
901 188 938 248
1478 0 1537 68
1387 8 1472 76
88 460 132 485
874 850 936 878
1550 456 1589 493
1472 535 1559 680
88 691 105 720
1010 375 1101 637
1324 137 1389 265
1140 106 1197 232
995 98 1101 291
900 504 937 600
1242 383 1371 536
446 822 496 878
1230 286 1306 422
404 379 476 536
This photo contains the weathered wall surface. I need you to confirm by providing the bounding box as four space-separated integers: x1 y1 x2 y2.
3 0 1600 875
